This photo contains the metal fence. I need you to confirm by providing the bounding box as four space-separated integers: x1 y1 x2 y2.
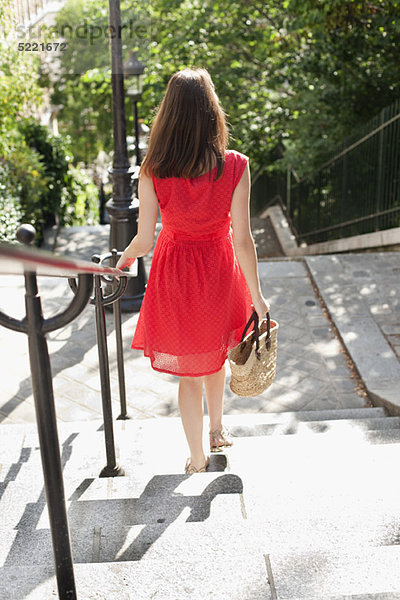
274 99 400 245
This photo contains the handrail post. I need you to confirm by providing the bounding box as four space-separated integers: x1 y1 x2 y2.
286 166 291 216
93 272 125 477
375 110 385 231
111 249 129 420
341 152 348 238
23 271 77 598
317 171 322 233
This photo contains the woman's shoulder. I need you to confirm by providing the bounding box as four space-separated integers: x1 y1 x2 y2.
225 149 249 162
224 150 249 187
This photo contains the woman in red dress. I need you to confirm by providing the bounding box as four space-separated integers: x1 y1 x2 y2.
117 68 270 474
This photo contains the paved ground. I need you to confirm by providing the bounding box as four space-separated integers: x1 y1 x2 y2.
306 254 400 358
0 223 372 425
306 253 400 414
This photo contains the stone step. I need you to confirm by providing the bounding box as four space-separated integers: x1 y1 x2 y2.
224 407 389 425
4 554 400 599
266 546 400 599
291 595 400 600
0 407 389 439
0 521 268 600
4 532 400 599
0 409 391 465
7 487 400 564
362 428 400 445
231 427 400 446
251 215 285 258
229 416 400 438
0 406 387 438
2 418 400 494
3 428 400 555
0 407 388 442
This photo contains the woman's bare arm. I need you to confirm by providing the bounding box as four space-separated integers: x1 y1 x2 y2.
116 173 159 268
230 162 270 319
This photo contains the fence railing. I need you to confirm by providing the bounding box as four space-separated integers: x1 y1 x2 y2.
0 225 135 600
260 98 400 246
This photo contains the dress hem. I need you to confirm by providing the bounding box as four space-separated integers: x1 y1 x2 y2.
131 344 227 377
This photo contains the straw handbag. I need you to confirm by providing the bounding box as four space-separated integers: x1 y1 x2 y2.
228 311 279 397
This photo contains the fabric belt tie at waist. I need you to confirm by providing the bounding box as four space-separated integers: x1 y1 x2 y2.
162 226 231 243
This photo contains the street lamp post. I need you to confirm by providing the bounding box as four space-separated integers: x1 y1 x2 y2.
123 51 145 166
105 1 146 312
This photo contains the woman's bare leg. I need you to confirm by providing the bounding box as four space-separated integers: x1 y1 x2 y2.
204 363 226 434
178 375 206 470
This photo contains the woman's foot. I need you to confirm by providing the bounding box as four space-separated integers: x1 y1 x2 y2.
209 426 233 452
185 455 209 474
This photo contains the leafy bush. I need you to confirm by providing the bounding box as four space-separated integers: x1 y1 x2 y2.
1 118 100 245
0 5 100 244
0 161 23 242
17 118 70 230
5 134 52 243
60 165 99 226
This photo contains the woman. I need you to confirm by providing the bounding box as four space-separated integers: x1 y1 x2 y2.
117 68 270 474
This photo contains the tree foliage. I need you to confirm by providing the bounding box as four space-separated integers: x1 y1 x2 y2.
0 0 47 241
1 117 99 243
143 0 400 176
51 0 400 178
0 1 100 242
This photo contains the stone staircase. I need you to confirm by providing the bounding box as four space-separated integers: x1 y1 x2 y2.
1 406 400 599
251 216 285 259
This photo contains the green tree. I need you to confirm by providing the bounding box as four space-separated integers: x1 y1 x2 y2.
0 1 100 242
276 0 400 174
51 68 113 165
48 0 146 165
143 0 400 176
0 0 47 241
50 0 400 178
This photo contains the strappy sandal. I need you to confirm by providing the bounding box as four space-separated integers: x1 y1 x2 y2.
209 426 233 453
184 456 210 475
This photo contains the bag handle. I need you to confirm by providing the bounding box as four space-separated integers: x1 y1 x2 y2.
240 310 271 359
240 310 258 344
266 312 271 351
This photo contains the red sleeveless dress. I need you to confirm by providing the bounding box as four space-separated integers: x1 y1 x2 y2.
131 149 253 376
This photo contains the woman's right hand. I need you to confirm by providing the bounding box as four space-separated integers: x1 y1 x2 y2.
116 249 136 271
252 294 271 321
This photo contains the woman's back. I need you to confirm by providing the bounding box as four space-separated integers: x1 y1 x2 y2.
152 150 248 241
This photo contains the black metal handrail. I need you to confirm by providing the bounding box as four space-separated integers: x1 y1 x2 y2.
319 109 400 171
293 206 400 241
0 225 136 600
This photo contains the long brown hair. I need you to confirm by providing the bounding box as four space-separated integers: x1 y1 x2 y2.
140 68 228 180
